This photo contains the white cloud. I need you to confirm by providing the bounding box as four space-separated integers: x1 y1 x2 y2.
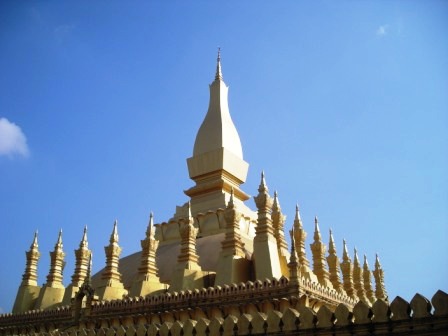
0 118 30 158
376 24 389 36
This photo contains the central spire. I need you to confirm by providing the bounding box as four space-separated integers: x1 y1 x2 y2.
192 49 244 158
186 49 250 214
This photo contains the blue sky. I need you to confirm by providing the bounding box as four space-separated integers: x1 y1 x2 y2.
0 1 447 312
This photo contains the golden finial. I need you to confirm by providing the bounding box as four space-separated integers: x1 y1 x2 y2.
258 170 268 192
294 203 302 224
56 229 63 247
146 212 154 238
272 191 281 212
31 230 38 248
342 239 350 261
354 247 360 266
215 47 223 81
80 225 88 248
110 220 119 243
363 254 369 269
328 229 336 254
375 253 382 269
313 216 321 240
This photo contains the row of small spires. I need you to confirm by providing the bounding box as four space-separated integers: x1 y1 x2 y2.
20 211 384 294
18 171 387 307
255 171 387 304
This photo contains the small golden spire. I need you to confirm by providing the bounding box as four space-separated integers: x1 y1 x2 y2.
21 231 41 286
354 247 360 266
342 239 350 261
363 254 369 269
134 212 160 286
375 253 382 269
326 229 343 292
363 254 375 303
31 230 38 248
253 168 280 280
110 220 119 244
272 191 279 210
288 227 299 284
328 229 336 254
353 247 368 303
45 229 66 288
313 216 321 241
71 226 92 287
254 170 273 220
271 190 288 256
221 185 245 258
293 203 310 269
146 212 154 238
295 204 302 223
258 170 268 193
101 220 123 284
80 225 88 248
177 211 200 270
373 253 388 301
215 47 223 81
310 215 330 286
56 228 63 247
340 239 356 299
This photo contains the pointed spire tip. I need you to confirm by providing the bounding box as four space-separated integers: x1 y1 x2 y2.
110 220 119 243
258 170 268 192
215 47 223 81
31 230 39 247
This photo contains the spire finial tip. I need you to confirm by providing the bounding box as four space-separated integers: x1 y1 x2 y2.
215 47 223 80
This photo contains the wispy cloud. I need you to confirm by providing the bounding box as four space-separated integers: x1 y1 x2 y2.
0 118 30 158
54 24 75 42
54 24 75 36
376 24 389 37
